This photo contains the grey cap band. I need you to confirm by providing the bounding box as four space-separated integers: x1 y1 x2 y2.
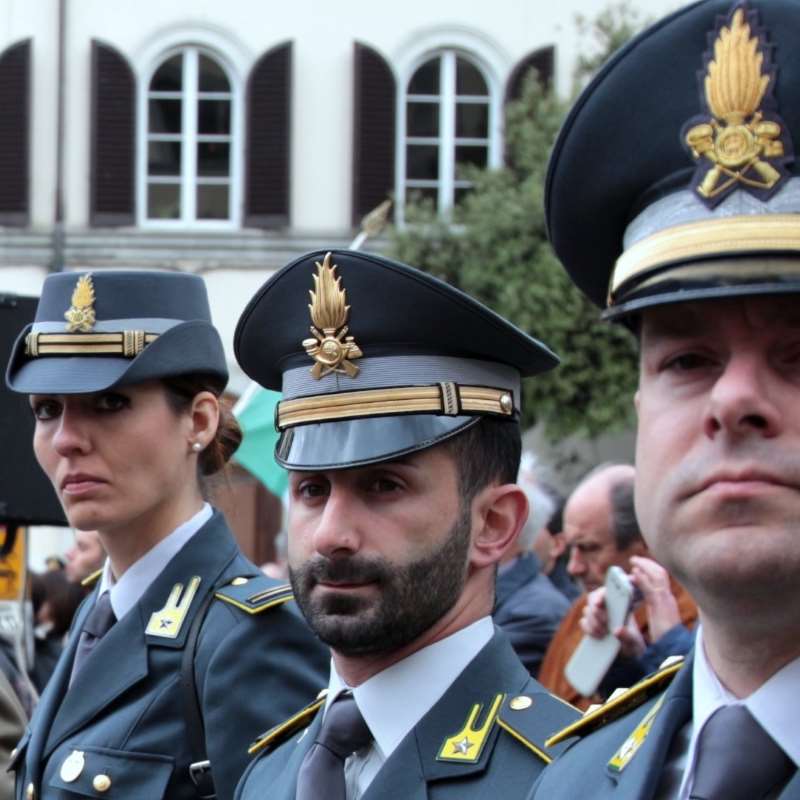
282 354 522 407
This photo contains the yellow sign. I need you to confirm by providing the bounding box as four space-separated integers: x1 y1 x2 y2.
0 526 26 602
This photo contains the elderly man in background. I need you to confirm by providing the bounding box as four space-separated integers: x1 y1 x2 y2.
538 464 696 708
493 454 571 676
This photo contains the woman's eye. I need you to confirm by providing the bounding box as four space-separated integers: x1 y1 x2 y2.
31 399 62 421
94 393 130 412
297 481 328 499
368 477 402 494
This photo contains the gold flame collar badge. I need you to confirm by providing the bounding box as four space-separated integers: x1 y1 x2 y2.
682 5 793 207
302 253 363 379
64 274 97 332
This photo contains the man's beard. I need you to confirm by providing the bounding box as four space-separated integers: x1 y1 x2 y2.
289 504 472 656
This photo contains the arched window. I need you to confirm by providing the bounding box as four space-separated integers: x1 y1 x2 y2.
144 48 238 226
402 51 497 213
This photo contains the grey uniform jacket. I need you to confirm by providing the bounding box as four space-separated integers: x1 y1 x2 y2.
529 650 800 800
236 628 581 800
10 511 328 800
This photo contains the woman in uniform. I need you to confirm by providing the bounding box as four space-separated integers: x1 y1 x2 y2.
5 270 327 800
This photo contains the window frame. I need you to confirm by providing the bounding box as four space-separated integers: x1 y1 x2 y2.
395 38 503 223
137 44 243 230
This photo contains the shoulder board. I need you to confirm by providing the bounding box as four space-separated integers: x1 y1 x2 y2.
496 691 583 763
80 568 103 588
248 692 327 756
215 577 294 615
544 657 685 748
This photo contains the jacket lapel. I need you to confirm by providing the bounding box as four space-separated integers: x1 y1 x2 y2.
365 630 530 798
263 712 323 800
23 597 91 782
604 653 694 800
43 512 239 758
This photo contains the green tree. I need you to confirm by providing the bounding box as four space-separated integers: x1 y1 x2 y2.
389 79 638 441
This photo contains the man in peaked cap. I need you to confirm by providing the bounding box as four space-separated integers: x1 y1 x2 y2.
232 250 582 800
530 1 799 798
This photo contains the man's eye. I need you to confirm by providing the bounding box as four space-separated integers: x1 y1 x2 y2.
94 393 130 412
368 477 402 493
663 353 711 372
31 399 62 421
297 481 328 499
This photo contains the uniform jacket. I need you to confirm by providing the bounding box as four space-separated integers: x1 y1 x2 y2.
236 629 581 800
529 651 800 800
493 554 570 677
10 511 328 800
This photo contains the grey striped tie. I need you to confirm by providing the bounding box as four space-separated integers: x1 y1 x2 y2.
689 705 792 800
296 694 373 800
69 592 116 685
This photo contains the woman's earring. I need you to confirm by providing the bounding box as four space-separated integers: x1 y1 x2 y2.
191 442 203 452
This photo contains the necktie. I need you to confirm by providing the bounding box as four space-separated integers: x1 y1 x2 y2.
296 693 373 800
70 592 116 684
689 705 793 800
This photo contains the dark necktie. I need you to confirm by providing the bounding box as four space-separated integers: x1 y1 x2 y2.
689 705 793 800
70 592 116 684
296 693 373 800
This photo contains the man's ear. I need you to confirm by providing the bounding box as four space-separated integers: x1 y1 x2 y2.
469 484 528 569
634 388 640 415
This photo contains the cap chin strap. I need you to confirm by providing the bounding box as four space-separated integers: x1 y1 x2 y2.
25 331 159 358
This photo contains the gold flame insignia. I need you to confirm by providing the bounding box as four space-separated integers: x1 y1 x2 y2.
302 253 362 379
684 7 788 205
64 274 97 332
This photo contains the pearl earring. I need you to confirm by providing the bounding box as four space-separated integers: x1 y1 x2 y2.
192 442 203 452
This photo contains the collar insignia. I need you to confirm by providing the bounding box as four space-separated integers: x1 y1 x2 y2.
683 5 793 207
607 694 666 773
64 273 97 332
302 252 363 379
145 576 201 639
437 693 504 764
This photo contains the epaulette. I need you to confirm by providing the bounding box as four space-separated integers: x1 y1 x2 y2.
248 691 327 756
215 576 294 615
80 568 103 588
496 692 583 763
545 657 685 748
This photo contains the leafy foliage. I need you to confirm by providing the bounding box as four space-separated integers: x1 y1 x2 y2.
388 8 646 441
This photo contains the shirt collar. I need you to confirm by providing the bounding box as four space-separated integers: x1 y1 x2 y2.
98 503 212 620
326 616 494 760
689 626 800 769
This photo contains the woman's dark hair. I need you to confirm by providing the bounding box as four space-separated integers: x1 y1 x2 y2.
161 374 242 477
31 571 85 637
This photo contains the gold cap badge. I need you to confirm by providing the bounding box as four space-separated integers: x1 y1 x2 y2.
302 253 363 379
64 274 97 332
683 6 791 207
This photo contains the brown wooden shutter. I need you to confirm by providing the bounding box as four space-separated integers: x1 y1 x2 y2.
352 43 395 227
506 46 555 102
245 42 292 229
90 40 135 227
0 40 30 226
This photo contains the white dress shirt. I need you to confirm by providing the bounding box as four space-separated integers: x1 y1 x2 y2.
322 616 495 800
666 626 800 799
97 503 213 621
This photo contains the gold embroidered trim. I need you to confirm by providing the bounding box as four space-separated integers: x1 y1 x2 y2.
609 214 800 303
277 385 515 430
24 331 158 358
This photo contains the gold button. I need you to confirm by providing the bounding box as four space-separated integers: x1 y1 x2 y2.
509 695 533 711
231 577 249 586
500 394 513 414
93 774 112 793
26 783 34 800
